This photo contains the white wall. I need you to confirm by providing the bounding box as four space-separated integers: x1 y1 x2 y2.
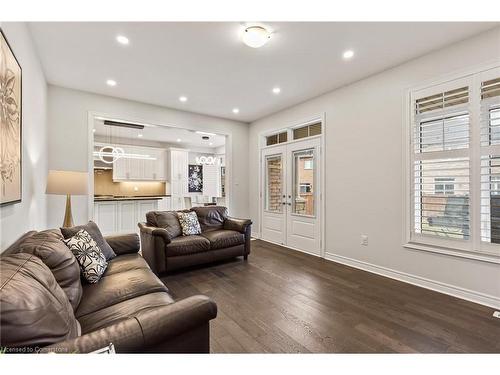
249 28 500 305
0 23 48 251
47 85 249 228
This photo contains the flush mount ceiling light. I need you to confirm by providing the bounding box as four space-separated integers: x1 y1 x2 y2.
106 79 117 86
232 108 240 114
342 50 355 60
116 35 129 45
195 131 217 136
179 96 188 102
242 26 271 48
176 138 182 142
272 87 281 94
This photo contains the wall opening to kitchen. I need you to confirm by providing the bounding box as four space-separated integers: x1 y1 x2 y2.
90 116 227 235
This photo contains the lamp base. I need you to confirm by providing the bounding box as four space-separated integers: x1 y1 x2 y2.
62 194 74 228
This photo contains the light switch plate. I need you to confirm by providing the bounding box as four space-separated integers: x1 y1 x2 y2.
361 235 368 246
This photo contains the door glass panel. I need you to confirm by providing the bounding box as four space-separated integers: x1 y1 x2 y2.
293 149 315 216
265 155 283 212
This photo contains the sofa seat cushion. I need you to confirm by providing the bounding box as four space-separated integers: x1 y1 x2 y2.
78 292 174 333
166 235 211 257
104 253 150 276
75 268 168 318
201 230 245 250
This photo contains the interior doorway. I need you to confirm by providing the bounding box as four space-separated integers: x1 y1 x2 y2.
87 113 230 235
260 120 324 256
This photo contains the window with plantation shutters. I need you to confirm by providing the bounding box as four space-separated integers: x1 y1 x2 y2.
412 84 471 241
480 76 500 245
406 65 500 261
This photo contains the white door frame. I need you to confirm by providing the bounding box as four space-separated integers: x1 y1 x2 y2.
258 113 326 257
86 111 233 221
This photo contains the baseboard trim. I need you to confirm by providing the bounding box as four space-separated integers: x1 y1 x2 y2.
258 238 322 258
324 252 500 309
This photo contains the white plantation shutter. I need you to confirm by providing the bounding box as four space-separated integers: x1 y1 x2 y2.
411 82 471 242
407 66 500 260
479 74 500 247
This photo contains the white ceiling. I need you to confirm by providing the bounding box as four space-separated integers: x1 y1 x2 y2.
93 118 226 149
29 22 498 122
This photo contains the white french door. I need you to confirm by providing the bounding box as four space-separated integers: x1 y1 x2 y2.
261 137 322 256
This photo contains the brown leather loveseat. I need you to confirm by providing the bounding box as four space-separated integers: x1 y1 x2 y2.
0 229 217 353
139 206 252 275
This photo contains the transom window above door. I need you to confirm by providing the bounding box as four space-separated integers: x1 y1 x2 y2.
263 121 322 148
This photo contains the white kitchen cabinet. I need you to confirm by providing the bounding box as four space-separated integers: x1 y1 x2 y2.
117 201 137 233
93 202 118 235
97 142 166 182
157 197 171 211
138 201 157 222
94 199 159 235
169 148 189 210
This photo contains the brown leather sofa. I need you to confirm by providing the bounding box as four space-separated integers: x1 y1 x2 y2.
139 206 252 274
0 229 217 353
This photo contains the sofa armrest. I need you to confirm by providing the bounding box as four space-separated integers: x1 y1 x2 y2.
224 217 252 234
138 223 172 274
40 295 217 353
138 223 172 245
105 233 140 255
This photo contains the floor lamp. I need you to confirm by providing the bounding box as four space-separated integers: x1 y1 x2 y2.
46 170 89 228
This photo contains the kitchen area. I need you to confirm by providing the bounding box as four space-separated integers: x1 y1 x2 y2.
92 118 226 235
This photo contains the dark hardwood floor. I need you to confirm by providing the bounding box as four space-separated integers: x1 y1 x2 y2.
162 239 500 353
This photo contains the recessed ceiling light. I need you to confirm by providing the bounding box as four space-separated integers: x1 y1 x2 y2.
242 26 271 48
92 129 96 133
106 79 117 87
232 108 240 114
176 138 182 142
179 96 188 102
116 35 129 45
209 142 213 146
342 50 354 60
272 87 281 94
137 134 143 138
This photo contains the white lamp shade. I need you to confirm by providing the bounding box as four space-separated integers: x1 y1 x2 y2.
46 170 88 195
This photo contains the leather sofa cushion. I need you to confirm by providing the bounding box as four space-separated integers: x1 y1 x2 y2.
78 292 174 333
61 221 116 261
1 230 37 255
191 206 228 232
147 211 185 238
166 235 211 257
75 268 168 317
19 229 83 310
0 254 80 349
201 230 245 250
104 253 150 276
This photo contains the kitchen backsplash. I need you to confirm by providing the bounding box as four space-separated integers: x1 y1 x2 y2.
94 169 168 196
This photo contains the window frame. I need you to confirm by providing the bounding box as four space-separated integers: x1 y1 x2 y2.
403 64 500 264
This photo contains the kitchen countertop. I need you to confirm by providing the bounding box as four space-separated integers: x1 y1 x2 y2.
94 195 170 202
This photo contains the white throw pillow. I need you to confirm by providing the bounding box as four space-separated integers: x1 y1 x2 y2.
63 229 108 283
177 211 202 236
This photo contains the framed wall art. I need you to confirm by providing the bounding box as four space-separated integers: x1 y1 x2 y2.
0 28 22 206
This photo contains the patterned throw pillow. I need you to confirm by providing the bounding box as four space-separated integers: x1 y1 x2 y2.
177 211 202 236
63 229 108 283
